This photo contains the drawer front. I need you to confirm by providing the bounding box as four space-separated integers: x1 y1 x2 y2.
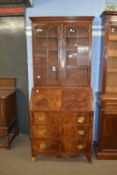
32 139 59 155
32 112 60 125
32 125 59 138
63 124 89 139
63 113 90 125
63 139 87 155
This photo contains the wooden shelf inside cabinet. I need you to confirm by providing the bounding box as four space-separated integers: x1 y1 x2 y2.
30 16 94 162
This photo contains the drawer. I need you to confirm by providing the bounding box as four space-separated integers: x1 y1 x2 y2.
63 124 89 139
63 138 87 155
63 113 90 125
32 125 59 138
32 139 59 155
32 112 60 125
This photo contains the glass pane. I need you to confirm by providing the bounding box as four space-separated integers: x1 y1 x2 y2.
108 26 117 40
48 67 59 85
107 57 117 71
110 26 117 35
34 25 60 86
36 67 47 86
108 41 117 57
106 72 117 93
47 26 60 85
63 25 89 86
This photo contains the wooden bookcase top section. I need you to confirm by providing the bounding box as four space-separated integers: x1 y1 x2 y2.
30 16 94 88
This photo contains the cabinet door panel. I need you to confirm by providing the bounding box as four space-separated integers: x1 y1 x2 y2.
101 112 117 150
105 25 117 93
34 25 60 86
62 25 90 86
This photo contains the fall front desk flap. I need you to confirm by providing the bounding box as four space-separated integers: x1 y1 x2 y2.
30 87 93 112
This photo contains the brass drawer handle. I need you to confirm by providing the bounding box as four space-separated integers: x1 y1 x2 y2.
34 129 46 136
77 145 84 150
77 117 85 124
38 130 46 136
39 143 46 149
38 116 45 121
78 130 85 135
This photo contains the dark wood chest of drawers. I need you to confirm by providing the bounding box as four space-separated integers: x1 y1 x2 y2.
0 78 18 149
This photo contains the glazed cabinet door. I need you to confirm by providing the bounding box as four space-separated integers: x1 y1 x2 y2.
105 24 117 93
62 24 91 86
33 24 60 86
99 112 117 150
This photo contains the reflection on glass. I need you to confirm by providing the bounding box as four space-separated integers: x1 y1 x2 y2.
77 46 89 54
111 27 117 34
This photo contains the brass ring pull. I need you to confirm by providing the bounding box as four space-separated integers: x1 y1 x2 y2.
38 116 45 121
77 117 84 124
39 143 46 149
78 130 85 135
77 145 84 150
38 130 46 136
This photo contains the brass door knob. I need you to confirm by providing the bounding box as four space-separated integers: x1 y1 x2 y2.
77 117 84 124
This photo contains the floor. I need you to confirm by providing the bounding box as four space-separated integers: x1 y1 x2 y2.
0 134 117 175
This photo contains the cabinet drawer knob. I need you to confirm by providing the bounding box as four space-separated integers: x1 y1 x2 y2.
39 143 46 149
77 145 84 150
78 130 85 135
77 117 84 124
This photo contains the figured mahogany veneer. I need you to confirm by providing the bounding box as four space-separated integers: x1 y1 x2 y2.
30 87 93 162
0 78 19 149
30 17 94 162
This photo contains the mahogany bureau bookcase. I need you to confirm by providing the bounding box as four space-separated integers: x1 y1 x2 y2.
0 78 19 149
95 11 117 159
29 17 94 162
